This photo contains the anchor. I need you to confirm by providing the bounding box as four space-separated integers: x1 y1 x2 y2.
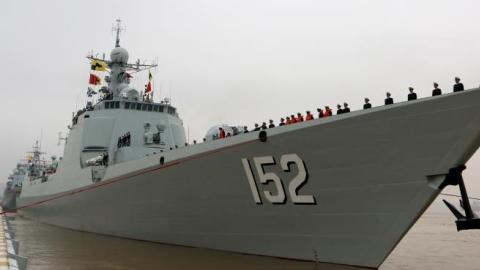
440 165 480 231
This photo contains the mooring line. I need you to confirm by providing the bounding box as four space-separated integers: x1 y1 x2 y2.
440 193 480 201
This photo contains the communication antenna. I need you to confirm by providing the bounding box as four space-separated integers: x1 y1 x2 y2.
168 80 174 105
39 129 43 150
58 132 68 146
112 19 126 47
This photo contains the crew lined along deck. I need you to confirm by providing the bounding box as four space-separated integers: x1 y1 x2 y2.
245 78 470 134
209 79 472 141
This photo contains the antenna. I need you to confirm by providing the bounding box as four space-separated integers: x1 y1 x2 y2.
58 132 67 146
112 19 125 47
39 129 43 150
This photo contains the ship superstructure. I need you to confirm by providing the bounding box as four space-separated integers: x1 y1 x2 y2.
13 21 480 269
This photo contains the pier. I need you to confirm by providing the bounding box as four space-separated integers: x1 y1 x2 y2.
0 209 26 270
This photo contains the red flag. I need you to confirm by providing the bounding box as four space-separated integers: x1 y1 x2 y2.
89 74 101 85
145 81 152 93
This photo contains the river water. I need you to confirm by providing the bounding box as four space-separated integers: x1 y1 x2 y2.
8 208 480 270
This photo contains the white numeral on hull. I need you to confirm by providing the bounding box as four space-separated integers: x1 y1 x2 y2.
242 154 316 205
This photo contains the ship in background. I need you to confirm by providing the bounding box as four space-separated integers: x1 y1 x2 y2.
1 141 57 212
2 162 26 212
12 20 480 269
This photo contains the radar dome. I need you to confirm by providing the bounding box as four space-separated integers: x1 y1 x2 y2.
204 124 243 141
110 47 129 63
120 87 140 101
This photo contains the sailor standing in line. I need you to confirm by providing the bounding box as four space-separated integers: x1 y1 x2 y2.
253 123 260 131
290 115 297 124
336 104 344 114
243 126 249 133
324 106 332 116
305 111 314 121
261 122 268 130
407 87 417 101
286 116 291 125
279 118 286 126
268 120 275 128
363 98 372 109
385 92 394 105
297 113 304 122
218 127 226 139
432 82 442 96
453 77 464 92
343 102 350 113
317 108 324 118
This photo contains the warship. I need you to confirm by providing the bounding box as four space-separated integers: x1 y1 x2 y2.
14 21 480 268
1 162 26 212
2 142 54 212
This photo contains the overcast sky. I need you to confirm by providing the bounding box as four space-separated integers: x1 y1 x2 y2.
0 0 479 204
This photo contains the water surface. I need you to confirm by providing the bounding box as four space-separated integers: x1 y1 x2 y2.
10 210 480 269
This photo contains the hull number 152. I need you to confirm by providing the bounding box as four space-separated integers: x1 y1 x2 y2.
241 154 316 205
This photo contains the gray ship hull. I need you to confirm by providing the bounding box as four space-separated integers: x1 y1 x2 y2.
18 89 480 268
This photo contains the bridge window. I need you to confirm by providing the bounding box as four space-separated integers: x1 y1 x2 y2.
104 101 120 109
136 103 142 110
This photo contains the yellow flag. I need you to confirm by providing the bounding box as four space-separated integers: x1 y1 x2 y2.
90 60 108 71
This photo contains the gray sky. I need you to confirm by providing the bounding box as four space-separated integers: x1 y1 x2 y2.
1 0 479 202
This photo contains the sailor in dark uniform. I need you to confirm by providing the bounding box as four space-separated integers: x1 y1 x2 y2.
432 82 442 96
363 98 372 109
407 87 417 101
385 92 394 105
279 118 286 126
253 123 260 131
453 77 464 92
336 104 344 114
261 122 267 130
268 119 275 128
243 126 249 133
317 108 324 118
102 152 109 166
343 102 350 113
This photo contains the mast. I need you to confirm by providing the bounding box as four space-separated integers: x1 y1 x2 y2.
113 19 124 48
86 20 158 100
29 140 45 166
